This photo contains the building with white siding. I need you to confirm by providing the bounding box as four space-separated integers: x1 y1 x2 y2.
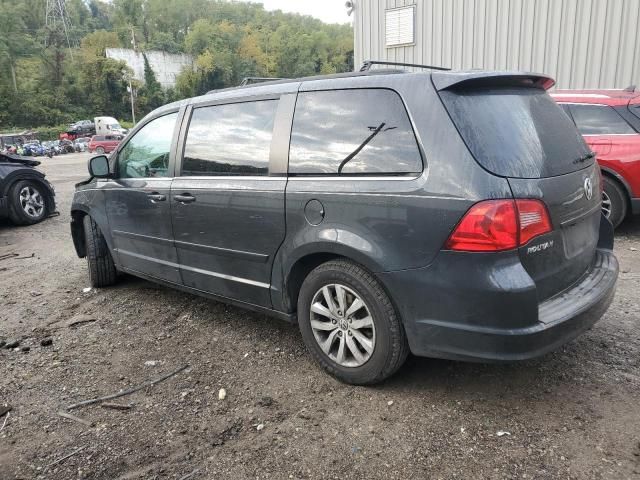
352 0 640 89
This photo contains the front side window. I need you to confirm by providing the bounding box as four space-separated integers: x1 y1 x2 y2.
182 100 277 176
569 104 636 135
117 113 177 178
289 89 422 175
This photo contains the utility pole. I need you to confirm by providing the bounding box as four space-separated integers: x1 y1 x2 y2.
123 69 136 126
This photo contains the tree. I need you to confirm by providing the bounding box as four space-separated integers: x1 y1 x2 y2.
0 2 35 92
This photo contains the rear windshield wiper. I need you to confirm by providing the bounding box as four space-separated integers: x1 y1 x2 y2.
575 152 596 164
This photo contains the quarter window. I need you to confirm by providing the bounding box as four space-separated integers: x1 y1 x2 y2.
117 113 177 178
568 104 636 135
289 89 422 175
182 100 278 176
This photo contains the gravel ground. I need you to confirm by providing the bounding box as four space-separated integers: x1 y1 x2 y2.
1 153 639 480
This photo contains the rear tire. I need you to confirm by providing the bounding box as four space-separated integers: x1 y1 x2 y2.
602 176 627 228
83 215 117 288
95 146 105 154
7 180 48 225
297 260 409 385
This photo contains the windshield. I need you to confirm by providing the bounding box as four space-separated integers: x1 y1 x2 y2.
439 87 593 178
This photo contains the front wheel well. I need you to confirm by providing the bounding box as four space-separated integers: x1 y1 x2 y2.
71 210 88 257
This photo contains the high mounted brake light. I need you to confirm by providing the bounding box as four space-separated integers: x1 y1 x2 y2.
445 199 552 252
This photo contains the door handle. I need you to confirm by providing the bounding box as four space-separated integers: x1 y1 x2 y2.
147 192 166 202
174 193 196 204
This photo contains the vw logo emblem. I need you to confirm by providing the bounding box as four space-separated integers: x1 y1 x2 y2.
584 177 593 201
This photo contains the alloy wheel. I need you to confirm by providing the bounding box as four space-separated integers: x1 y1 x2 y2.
309 283 376 368
19 186 45 218
602 191 612 219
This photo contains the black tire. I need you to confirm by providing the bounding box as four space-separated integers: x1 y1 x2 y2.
7 180 48 225
297 260 409 385
83 215 118 288
602 176 627 228
95 146 105 154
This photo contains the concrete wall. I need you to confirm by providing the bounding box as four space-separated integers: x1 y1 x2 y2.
105 48 193 89
353 0 640 89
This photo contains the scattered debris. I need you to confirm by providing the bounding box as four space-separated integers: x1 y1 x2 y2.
66 314 97 328
82 287 92 293
218 388 227 400
43 445 87 473
5 340 19 349
0 253 18 262
496 431 511 437
387 400 394 406
40 337 53 347
144 360 158 367
20 346 30 353
0 340 5 349
257 396 274 407
0 412 10 434
100 402 133 411
0 406 12 417
57 411 94 427
30 291 42 297
178 468 201 480
256 423 264 431
66 364 189 410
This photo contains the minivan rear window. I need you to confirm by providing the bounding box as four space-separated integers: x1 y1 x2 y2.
439 87 592 178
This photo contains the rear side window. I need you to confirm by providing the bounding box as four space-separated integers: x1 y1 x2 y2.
289 89 422 175
440 87 592 178
569 104 636 135
182 100 277 176
93 136 104 141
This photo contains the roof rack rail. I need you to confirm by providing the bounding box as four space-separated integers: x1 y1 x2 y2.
239 77 285 86
359 60 451 72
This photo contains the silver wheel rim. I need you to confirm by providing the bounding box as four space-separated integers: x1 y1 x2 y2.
602 191 612 219
19 186 44 218
309 283 376 368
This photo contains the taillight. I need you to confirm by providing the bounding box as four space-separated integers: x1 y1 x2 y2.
516 199 552 245
446 199 552 252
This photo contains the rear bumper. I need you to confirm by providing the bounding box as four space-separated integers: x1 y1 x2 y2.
378 249 618 362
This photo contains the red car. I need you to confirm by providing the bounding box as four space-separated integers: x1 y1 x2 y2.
552 88 640 227
88 134 123 155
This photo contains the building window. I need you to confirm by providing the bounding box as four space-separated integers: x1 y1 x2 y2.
385 5 415 47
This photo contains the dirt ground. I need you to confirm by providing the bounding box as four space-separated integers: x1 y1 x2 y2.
0 153 639 480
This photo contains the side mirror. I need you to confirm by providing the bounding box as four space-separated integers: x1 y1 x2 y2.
88 155 110 178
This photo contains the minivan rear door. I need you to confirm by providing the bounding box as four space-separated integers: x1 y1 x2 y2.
436 74 602 301
170 94 291 308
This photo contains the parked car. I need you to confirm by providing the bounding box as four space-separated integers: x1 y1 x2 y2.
67 119 95 138
23 142 46 157
71 68 618 384
87 134 123 154
1 152 56 225
552 88 640 227
74 137 91 152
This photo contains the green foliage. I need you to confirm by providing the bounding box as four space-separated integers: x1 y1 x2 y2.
0 0 354 131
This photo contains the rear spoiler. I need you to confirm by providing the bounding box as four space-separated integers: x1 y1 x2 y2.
432 71 555 91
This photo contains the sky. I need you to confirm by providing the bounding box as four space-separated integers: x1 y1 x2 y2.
253 0 352 24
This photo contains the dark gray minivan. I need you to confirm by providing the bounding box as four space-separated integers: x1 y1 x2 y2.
71 67 618 384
